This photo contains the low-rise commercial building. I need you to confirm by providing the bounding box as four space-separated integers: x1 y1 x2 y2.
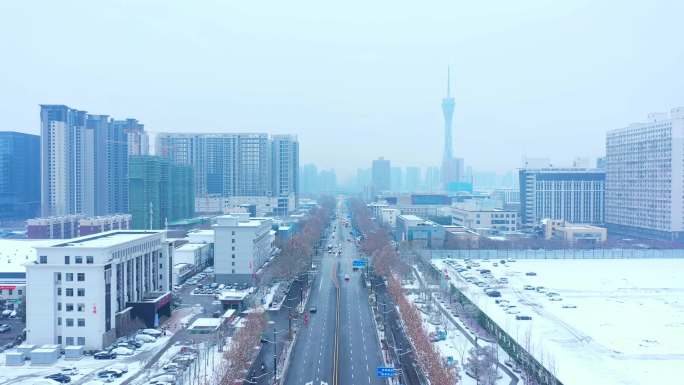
447 201 518 233
213 214 275 285
542 219 607 244
26 230 172 350
396 214 445 248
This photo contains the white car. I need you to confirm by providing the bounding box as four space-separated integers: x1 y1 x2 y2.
111 347 134 356
135 333 156 343
142 328 163 337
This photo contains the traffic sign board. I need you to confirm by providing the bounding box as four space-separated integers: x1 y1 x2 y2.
352 259 367 268
376 367 397 377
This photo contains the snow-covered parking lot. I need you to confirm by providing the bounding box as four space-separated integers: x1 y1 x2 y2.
433 257 684 385
0 334 171 385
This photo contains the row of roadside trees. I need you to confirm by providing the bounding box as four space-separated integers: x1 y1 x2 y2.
262 196 335 283
350 198 460 385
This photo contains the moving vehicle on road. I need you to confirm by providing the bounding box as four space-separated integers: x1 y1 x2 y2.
344 274 350 281
309 306 317 313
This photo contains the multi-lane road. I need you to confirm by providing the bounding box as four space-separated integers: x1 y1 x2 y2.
284 200 385 385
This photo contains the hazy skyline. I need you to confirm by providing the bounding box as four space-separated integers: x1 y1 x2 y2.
1 0 682 178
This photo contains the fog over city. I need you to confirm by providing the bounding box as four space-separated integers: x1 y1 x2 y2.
2 0 683 178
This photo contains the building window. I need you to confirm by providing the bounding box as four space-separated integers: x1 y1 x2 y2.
77 273 85 282
231 269 235 274
57 317 62 326
232 231 235 236
66 273 74 282
39 255 47 264
232 246 235 251
55 272 61 282
77 303 85 312
86 256 94 264
77 337 85 346
77 288 85 297
66 304 74 312
77 319 85 327
66 318 74 327
57 336 62 344
232 239 235 243
75 256 83 264
65 256 70 264
66 288 74 297
57 288 62 296
65 336 74 345
232 262 235 266
57 302 62 311
17 289 22 296
232 254 235 259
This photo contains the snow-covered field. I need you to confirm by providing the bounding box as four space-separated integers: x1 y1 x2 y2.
433 258 684 385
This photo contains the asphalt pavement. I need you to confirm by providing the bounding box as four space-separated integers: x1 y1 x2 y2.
284 200 385 385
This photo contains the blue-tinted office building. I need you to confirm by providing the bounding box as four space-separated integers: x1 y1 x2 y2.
0 132 40 220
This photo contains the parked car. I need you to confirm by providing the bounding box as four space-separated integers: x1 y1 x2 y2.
45 374 71 383
111 347 134 356
523 285 535 290
142 328 163 337
486 290 501 298
0 324 11 333
562 304 577 309
309 306 317 313
94 351 117 360
515 315 532 320
60 368 79 376
135 333 156 343
344 274 350 281
98 369 124 378
525 272 537 276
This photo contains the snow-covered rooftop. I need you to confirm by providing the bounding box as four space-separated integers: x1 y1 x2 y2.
0 240 54 274
433 257 684 385
46 231 164 249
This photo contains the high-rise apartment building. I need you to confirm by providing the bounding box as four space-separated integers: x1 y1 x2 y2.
41 105 141 217
271 135 299 207
156 133 275 199
128 155 194 229
86 114 129 216
371 157 391 195
112 119 148 156
404 166 421 193
0 132 40 220
391 167 403 192
300 163 318 195
40 105 88 217
425 166 441 192
519 168 605 225
605 107 684 240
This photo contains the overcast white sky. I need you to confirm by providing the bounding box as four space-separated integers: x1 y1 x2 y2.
1 1 682 179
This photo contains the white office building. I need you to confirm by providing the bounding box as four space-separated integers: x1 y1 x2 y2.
26 230 172 350
606 107 684 240
213 214 275 285
519 168 605 225
446 201 518 233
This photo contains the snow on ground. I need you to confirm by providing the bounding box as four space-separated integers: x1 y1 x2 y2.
433 258 684 385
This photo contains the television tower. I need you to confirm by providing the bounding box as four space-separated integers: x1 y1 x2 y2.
441 68 456 189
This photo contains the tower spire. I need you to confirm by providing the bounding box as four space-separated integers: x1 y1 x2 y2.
447 66 451 97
